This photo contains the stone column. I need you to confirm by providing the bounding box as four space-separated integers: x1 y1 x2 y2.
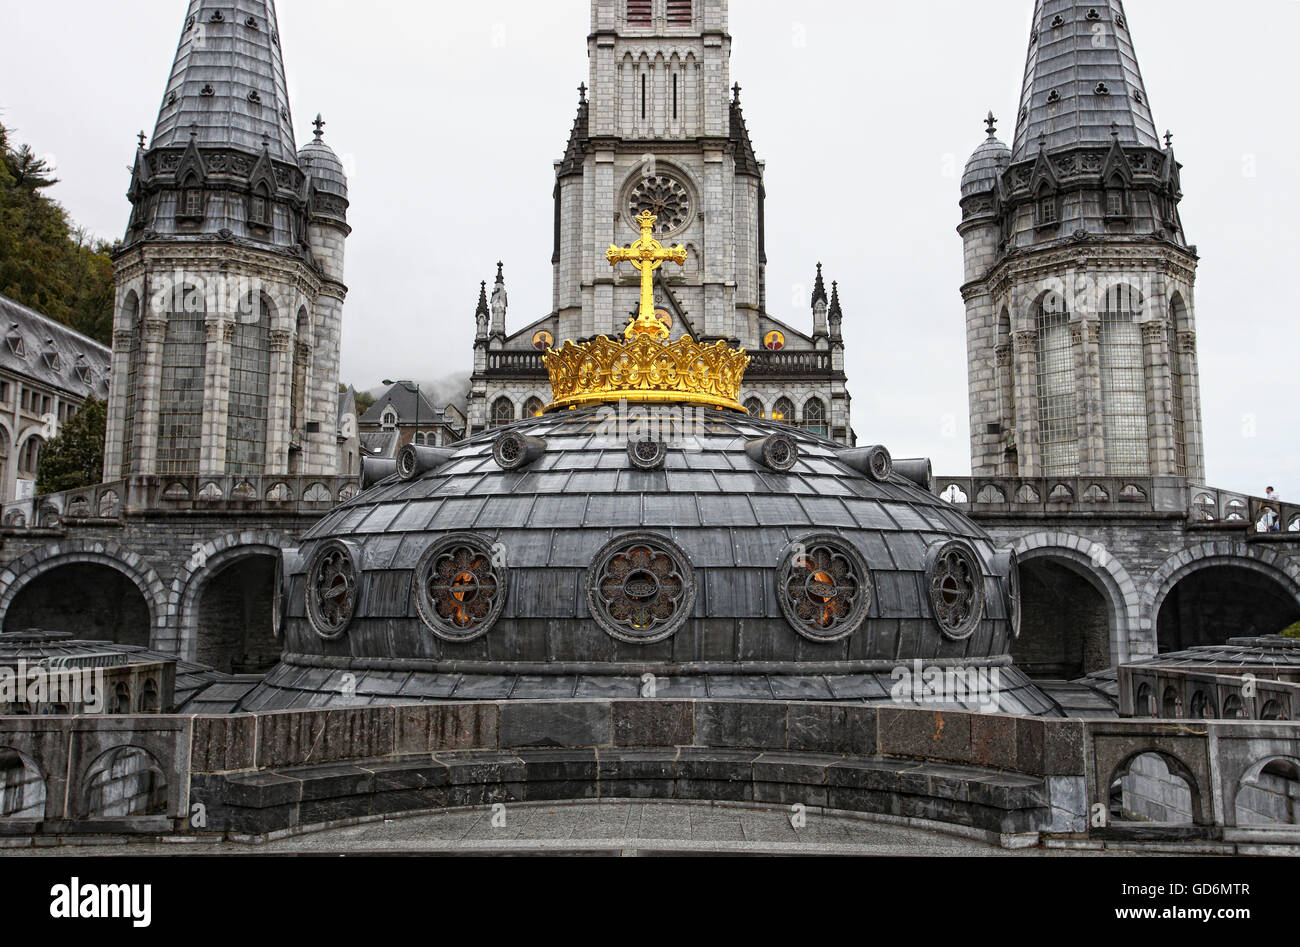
135 316 169 475
1178 328 1206 483
102 327 135 480
266 328 293 476
199 319 232 476
995 343 1015 476
1141 319 1175 476
1012 329 1039 476
1075 319 1104 476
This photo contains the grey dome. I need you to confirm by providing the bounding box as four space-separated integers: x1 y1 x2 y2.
962 133 1010 198
247 406 1052 712
298 137 348 200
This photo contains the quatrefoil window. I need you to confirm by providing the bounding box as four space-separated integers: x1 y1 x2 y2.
627 174 692 237
778 536 872 642
415 536 507 643
306 540 359 640
927 541 986 641
588 534 695 644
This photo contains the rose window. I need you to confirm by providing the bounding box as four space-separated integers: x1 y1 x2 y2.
306 541 359 639
628 175 692 236
416 538 507 642
927 542 985 640
588 534 695 644
778 537 871 642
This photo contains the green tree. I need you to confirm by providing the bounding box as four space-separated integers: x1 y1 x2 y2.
0 121 116 344
36 397 107 495
1283 622 1300 641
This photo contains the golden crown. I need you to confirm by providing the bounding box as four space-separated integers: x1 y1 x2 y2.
542 209 751 412
543 324 751 412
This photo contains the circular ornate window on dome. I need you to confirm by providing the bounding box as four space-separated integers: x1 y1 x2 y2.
627 438 668 471
306 540 360 640
414 536 508 643
926 541 986 641
627 173 693 237
587 533 696 644
778 536 872 642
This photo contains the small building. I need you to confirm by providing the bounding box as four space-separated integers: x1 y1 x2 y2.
357 381 465 458
336 387 360 477
0 295 112 503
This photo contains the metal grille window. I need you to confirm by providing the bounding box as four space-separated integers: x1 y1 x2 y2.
627 0 652 25
1038 196 1057 225
803 398 828 436
1169 297 1188 477
184 189 203 218
1100 285 1150 476
226 297 271 475
491 397 515 428
120 296 141 475
667 0 693 24
157 305 207 476
744 397 763 418
1105 188 1125 217
1035 292 1078 477
773 397 794 423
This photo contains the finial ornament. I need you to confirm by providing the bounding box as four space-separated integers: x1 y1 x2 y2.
732 83 742 103
1110 122 1119 140
607 211 688 340
578 82 588 103
1164 130 1174 148
313 114 326 140
544 211 748 413
137 130 148 150
985 111 997 137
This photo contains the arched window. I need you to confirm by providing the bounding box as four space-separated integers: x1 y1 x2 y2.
0 426 9 498
1104 174 1127 218
803 398 828 436
491 397 515 428
744 397 763 419
1036 185 1058 226
381 407 398 431
157 293 207 476
1169 294 1189 477
249 184 271 227
226 295 271 475
291 308 310 433
523 397 545 419
1035 291 1077 476
119 291 142 475
1100 284 1150 475
772 397 795 424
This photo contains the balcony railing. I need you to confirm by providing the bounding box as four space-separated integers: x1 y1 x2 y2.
0 474 361 528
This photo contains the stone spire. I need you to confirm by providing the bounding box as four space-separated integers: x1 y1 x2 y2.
811 263 828 308
151 0 298 162
1011 0 1159 161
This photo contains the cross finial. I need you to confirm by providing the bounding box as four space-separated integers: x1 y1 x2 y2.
985 111 997 137
578 82 587 103
496 261 504 282
607 211 687 338
313 114 326 140
189 123 198 140
732 83 742 103
1164 130 1174 148
137 130 147 150
1110 122 1119 140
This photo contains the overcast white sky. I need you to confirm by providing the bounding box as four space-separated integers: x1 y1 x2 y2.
1 0 1296 496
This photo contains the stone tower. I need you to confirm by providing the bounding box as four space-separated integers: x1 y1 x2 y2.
469 0 853 443
104 0 349 482
959 0 1204 482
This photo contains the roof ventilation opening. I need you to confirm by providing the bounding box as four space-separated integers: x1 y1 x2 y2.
836 446 895 483
1051 14 1065 28
1086 8 1101 20
361 456 398 490
1047 90 1061 104
1095 82 1110 96
397 443 458 482
493 432 548 471
744 434 800 473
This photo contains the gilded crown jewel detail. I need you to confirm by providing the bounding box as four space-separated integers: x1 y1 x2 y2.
543 211 750 412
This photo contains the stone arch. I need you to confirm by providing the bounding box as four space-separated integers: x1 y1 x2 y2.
1143 540 1300 645
1108 749 1206 826
80 745 168 819
1233 756 1300 827
0 746 47 820
172 530 295 666
1011 531 1141 666
0 540 168 641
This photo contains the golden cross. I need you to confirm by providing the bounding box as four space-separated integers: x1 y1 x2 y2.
607 210 687 340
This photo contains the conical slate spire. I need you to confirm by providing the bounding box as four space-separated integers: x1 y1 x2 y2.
828 281 842 319
1011 0 1159 161
476 281 490 317
151 0 298 162
811 263 828 308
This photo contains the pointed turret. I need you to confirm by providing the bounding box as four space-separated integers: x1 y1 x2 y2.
490 263 508 338
152 0 297 161
1011 0 1159 161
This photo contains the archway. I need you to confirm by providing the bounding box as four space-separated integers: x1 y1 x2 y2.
1015 557 1112 678
0 748 46 820
1109 752 1197 825
1235 757 1300 827
2 563 151 645
1157 565 1300 652
191 552 281 673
